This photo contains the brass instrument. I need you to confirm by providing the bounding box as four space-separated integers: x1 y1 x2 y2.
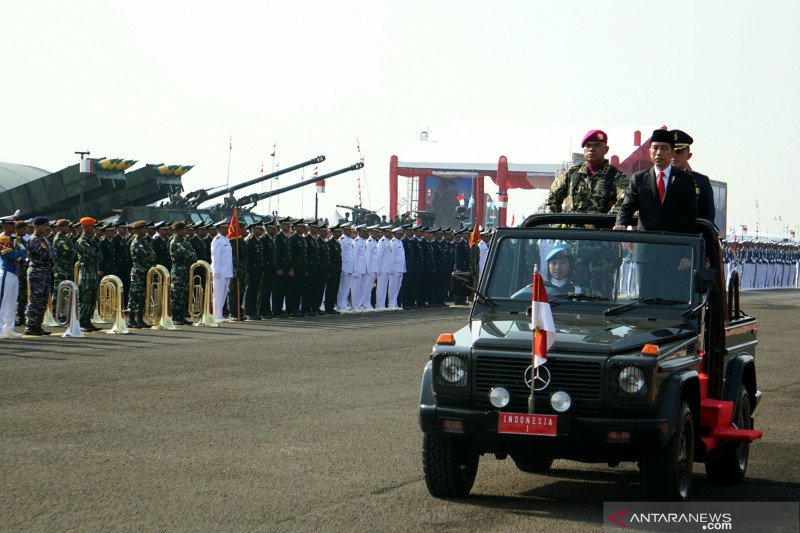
42 300 60 327
98 275 129 334
188 260 219 327
55 280 84 338
144 264 177 330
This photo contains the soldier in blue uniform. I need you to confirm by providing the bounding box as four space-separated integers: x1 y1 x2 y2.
304 220 321 316
272 217 292 318
258 217 277 318
24 216 54 335
453 228 470 305
430 228 446 306
243 222 264 320
670 129 715 223
287 219 308 317
324 224 342 314
399 225 417 309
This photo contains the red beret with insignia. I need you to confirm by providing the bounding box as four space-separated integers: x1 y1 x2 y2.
581 129 608 147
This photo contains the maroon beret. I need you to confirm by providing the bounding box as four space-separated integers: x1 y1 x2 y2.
581 129 608 147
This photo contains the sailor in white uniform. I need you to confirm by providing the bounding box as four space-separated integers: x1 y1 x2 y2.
351 225 368 311
387 227 406 310
374 226 392 310
337 224 355 312
210 219 234 322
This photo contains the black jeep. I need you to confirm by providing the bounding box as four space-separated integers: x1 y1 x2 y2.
419 214 763 500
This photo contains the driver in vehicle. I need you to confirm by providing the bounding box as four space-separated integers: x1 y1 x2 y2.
544 244 583 297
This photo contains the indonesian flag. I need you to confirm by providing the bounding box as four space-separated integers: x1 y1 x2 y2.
531 270 556 368
227 207 243 240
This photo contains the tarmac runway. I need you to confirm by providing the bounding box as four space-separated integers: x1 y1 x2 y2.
1 291 798 531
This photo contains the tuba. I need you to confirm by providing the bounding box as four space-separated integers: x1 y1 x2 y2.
98 275 129 334
55 280 85 338
188 260 219 327
144 264 177 330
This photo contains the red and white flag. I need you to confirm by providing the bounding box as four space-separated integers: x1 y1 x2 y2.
531 269 556 368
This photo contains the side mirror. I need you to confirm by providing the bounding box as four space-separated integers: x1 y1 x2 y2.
451 271 472 296
694 268 717 293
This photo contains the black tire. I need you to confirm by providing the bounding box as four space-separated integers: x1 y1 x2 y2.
512 455 554 473
705 386 751 485
640 401 694 501
422 433 479 498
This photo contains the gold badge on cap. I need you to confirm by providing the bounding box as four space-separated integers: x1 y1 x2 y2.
598 133 604 140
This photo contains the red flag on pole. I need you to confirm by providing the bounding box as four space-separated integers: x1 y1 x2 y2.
227 207 243 240
468 224 481 248
531 270 556 368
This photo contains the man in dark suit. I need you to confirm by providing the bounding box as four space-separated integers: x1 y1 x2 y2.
614 129 698 300
670 129 716 224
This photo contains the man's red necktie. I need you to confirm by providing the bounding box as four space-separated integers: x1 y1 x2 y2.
657 171 666 203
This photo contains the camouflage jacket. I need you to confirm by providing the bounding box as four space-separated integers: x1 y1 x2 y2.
169 236 197 273
545 161 628 214
51 232 76 272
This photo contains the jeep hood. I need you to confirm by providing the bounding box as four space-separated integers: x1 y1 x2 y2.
469 312 695 354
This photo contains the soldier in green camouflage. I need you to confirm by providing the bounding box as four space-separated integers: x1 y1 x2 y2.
51 219 77 313
128 220 156 328
545 129 628 215
168 221 197 325
75 217 103 332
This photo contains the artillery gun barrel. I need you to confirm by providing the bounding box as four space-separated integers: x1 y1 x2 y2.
195 155 326 204
237 162 364 207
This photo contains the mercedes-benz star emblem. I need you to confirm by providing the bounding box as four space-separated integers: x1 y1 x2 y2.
524 364 551 391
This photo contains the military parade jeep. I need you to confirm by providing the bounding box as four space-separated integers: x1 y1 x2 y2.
419 213 763 501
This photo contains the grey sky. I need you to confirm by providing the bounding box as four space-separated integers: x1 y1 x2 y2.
2 0 797 236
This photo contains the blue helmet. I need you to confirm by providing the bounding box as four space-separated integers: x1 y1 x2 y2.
546 244 573 263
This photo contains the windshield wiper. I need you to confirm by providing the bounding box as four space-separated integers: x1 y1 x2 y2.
474 290 499 311
604 297 686 317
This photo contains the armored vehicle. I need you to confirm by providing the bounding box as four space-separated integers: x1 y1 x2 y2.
420 213 762 500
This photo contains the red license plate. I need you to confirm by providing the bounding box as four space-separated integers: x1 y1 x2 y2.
497 412 558 437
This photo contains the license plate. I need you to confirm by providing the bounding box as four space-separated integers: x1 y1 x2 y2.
497 412 558 436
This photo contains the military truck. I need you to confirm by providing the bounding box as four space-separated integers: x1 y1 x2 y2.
419 213 763 501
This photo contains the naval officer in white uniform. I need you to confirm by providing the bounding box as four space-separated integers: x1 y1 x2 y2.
211 219 234 322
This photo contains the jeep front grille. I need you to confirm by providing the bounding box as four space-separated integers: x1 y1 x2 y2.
474 353 603 415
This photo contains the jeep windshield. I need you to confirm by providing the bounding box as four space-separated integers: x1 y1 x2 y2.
482 230 701 314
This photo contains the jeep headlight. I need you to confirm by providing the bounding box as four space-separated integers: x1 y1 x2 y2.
618 366 646 394
438 355 468 386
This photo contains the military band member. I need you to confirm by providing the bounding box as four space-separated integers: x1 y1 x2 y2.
128 220 155 328
243 223 264 320
545 129 628 214
189 222 210 264
113 222 133 304
169 221 196 325
211 219 233 322
51 219 76 313
75 217 102 332
23 216 54 335
99 223 117 288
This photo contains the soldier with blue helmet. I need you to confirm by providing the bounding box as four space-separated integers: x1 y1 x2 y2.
544 244 583 297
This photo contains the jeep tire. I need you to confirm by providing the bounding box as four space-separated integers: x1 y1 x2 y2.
639 401 694 501
422 433 479 498
705 386 751 485
512 455 554 473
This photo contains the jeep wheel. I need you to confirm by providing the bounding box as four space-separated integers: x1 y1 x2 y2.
705 386 751 485
512 455 554 473
639 401 694 501
422 433 479 498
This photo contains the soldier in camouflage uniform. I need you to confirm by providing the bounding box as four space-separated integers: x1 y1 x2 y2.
226 222 248 321
168 221 197 325
545 129 628 215
51 219 77 314
24 217 54 335
113 222 133 305
75 217 103 332
128 220 155 328
243 223 264 320
14 220 29 326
